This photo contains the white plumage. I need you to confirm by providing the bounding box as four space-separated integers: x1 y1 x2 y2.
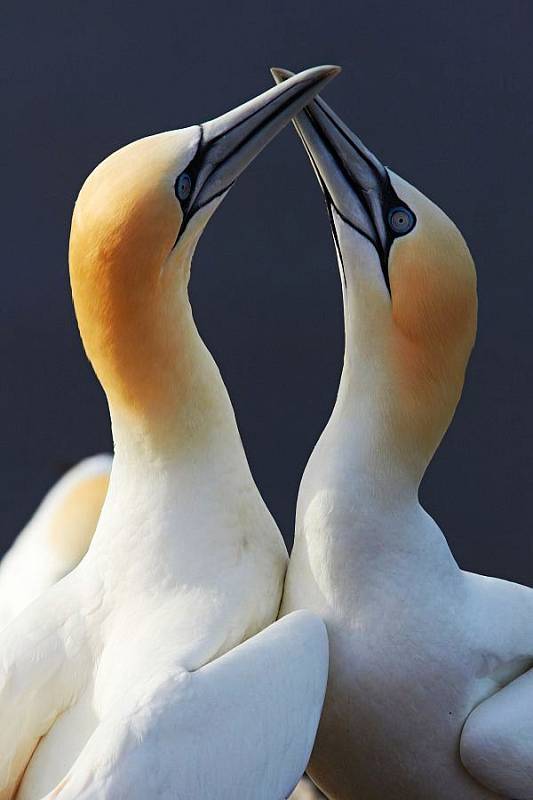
0 455 111 629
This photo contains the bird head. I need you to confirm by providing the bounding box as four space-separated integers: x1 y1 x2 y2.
69 66 340 433
271 68 477 477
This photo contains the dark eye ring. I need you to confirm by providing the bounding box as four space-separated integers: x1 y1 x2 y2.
388 206 415 235
176 173 192 202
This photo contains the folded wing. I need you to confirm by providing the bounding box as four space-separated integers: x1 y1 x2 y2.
461 666 533 799
41 610 329 800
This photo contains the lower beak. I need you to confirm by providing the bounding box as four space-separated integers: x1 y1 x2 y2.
179 65 340 232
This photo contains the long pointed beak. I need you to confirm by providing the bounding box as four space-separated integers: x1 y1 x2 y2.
270 67 416 291
177 65 340 237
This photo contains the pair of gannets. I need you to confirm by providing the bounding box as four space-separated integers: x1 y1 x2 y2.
272 69 533 799
0 455 111 629
0 66 338 800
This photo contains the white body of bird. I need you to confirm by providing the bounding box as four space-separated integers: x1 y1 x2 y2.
273 68 533 800
0 67 338 800
0 454 111 629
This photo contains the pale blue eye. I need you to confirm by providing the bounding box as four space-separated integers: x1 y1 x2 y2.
176 173 192 201
388 206 415 235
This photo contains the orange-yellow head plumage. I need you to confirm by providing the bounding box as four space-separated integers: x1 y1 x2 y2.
270 67 477 477
69 66 341 435
386 173 477 462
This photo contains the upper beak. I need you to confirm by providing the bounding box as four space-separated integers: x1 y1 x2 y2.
178 65 341 235
270 67 414 291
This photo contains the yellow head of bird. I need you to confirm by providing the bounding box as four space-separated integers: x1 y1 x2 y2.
68 66 340 424
271 67 477 473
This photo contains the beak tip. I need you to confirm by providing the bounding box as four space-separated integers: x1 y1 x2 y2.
270 65 341 85
270 67 293 83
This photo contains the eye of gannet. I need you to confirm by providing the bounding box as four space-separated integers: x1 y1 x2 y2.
175 172 192 202
388 206 416 235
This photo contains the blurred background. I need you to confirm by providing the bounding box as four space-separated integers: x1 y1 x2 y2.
1 0 532 582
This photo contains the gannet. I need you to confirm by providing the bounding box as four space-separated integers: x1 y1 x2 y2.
0 454 111 629
0 66 338 800
273 68 533 800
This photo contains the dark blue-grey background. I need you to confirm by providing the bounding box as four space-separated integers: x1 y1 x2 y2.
1 1 532 583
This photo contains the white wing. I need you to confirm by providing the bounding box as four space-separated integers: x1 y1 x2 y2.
41 610 328 800
0 455 111 629
461 666 533 799
0 576 89 800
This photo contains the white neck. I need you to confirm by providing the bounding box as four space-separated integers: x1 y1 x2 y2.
297 229 427 548
89 306 266 587
297 383 455 580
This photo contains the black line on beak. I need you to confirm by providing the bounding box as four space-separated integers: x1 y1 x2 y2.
173 76 336 247
297 129 347 288
300 105 391 292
